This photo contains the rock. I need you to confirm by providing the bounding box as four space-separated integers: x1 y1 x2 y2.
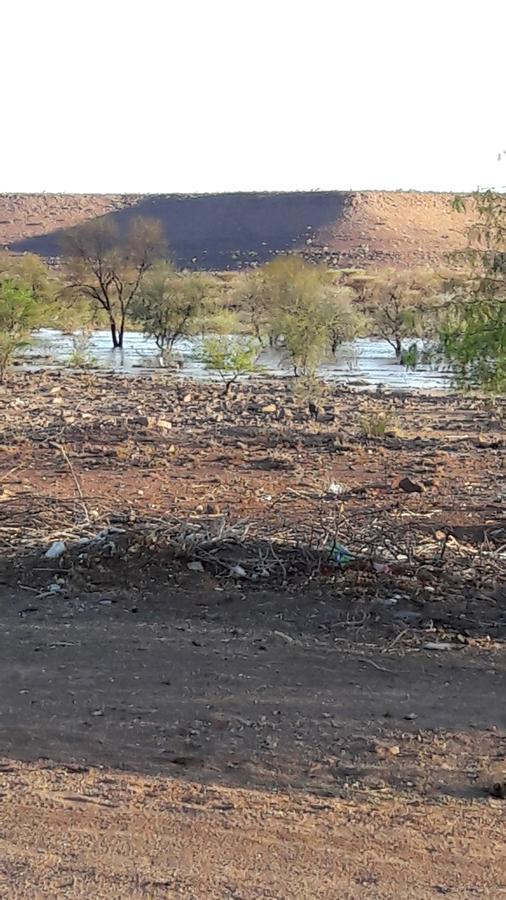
375 743 400 757
261 403 277 414
45 541 66 559
128 415 149 427
489 781 506 799
187 561 204 572
229 564 247 578
398 476 424 494
156 419 172 430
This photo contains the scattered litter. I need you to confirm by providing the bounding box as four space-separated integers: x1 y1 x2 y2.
229 564 247 578
327 481 346 497
187 561 204 573
327 541 354 566
45 541 66 560
373 562 392 575
48 583 62 594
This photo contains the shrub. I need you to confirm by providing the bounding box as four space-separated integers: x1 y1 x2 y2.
198 336 260 395
359 406 399 438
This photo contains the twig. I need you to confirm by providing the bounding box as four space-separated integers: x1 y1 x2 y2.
359 658 395 673
382 627 410 653
52 443 90 524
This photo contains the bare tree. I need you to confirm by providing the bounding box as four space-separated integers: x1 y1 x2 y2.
61 216 165 348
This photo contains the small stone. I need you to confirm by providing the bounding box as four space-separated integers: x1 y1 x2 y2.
261 403 277 414
489 781 506 799
187 561 204 572
398 476 424 494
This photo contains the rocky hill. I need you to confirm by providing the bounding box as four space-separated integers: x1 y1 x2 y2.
0 191 474 270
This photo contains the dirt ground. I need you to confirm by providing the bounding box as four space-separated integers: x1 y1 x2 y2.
0 371 504 897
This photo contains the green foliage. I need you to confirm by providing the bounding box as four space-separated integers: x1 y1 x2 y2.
362 268 441 359
232 269 271 345
439 299 505 392
199 306 241 337
66 330 97 369
133 263 213 352
198 336 260 394
324 285 368 353
0 252 58 305
291 371 329 420
439 191 505 392
0 277 47 381
263 256 333 376
400 341 420 370
359 405 399 438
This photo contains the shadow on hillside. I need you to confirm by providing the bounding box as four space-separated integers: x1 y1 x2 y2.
10 191 350 269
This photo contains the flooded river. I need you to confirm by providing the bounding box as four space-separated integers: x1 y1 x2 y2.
24 329 451 392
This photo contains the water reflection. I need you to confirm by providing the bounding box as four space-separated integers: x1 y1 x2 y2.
25 329 450 392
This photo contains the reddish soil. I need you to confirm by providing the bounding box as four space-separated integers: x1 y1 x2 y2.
1 191 476 270
0 372 504 897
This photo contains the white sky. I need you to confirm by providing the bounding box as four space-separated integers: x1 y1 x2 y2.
2 0 504 193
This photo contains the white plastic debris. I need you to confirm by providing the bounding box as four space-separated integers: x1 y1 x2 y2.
45 541 66 560
327 481 346 496
229 564 247 578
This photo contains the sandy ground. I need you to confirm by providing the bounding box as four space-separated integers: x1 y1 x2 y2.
0 372 504 897
0 760 504 899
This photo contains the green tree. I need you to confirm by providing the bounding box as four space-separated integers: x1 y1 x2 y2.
0 252 58 304
0 277 47 381
198 336 260 395
324 284 368 354
232 268 271 346
61 216 165 349
133 263 213 356
363 268 440 360
262 256 333 376
440 191 505 392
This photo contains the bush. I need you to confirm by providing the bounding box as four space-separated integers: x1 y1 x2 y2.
198 336 260 395
359 406 399 438
66 331 97 369
0 277 47 381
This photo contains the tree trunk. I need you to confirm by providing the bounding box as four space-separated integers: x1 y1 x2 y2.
395 336 402 360
110 319 120 349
